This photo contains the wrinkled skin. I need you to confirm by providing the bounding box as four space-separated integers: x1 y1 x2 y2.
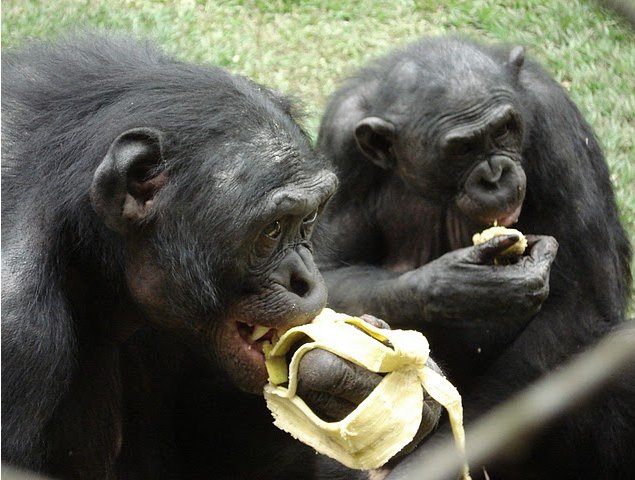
316 37 633 479
2 35 424 480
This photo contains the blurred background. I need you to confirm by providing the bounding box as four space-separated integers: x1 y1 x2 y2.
2 0 634 309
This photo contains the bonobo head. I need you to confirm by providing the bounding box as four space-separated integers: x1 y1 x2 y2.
353 40 528 227
90 69 337 393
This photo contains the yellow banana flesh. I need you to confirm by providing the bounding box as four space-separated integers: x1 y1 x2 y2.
472 225 527 257
263 308 471 478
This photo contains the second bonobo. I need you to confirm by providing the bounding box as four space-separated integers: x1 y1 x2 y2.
315 36 632 479
316 40 559 383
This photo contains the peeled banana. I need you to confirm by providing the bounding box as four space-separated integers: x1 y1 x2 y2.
472 225 527 258
263 308 471 478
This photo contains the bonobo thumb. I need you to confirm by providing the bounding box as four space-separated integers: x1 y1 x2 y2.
296 349 383 421
526 235 559 263
468 234 521 263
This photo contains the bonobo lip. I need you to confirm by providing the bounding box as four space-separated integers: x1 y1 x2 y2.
457 194 524 228
493 204 523 227
471 205 522 228
225 320 284 393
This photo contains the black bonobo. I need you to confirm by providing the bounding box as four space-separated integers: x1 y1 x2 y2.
316 37 633 479
1 35 433 480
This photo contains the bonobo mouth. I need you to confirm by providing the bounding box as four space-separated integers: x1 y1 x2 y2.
219 319 287 394
235 321 281 355
456 193 524 228
494 204 523 227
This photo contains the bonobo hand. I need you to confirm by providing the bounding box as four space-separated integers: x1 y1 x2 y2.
397 234 558 325
296 315 442 452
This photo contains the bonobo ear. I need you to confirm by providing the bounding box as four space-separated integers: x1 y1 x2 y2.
354 117 396 170
90 127 167 234
507 46 525 79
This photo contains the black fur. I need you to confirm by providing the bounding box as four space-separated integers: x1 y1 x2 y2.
2 34 346 479
316 36 634 479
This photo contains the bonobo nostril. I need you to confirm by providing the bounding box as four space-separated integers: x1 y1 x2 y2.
484 157 508 182
290 274 311 298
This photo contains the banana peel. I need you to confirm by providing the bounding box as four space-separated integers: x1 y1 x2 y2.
263 308 471 478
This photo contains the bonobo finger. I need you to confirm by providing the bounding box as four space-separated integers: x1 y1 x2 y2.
526 235 559 263
470 234 520 263
297 349 382 405
296 388 357 422
359 313 391 330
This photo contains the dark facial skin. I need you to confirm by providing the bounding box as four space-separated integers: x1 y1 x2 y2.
357 87 527 230
94 128 339 394
316 37 632 480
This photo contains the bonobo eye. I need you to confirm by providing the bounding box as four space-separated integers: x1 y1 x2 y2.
494 120 516 142
263 220 282 240
254 219 284 259
303 209 319 226
447 139 475 157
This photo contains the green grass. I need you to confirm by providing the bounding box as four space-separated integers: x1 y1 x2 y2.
2 0 634 311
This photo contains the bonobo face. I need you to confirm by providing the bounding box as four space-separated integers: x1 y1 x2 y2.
91 122 337 394
435 97 526 227
353 45 528 228
204 139 338 393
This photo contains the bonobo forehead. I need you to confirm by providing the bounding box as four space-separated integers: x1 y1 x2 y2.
210 128 331 188
409 39 505 87
397 41 520 139
197 126 337 225
443 48 514 107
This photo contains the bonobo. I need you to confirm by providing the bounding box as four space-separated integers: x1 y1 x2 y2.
1 34 433 480
316 37 633 479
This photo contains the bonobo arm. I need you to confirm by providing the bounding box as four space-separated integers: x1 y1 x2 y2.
321 235 558 330
1 245 75 469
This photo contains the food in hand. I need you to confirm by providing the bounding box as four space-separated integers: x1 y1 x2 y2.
472 225 527 258
263 308 471 478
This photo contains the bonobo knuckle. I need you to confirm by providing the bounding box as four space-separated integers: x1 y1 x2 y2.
546 235 559 250
298 349 341 391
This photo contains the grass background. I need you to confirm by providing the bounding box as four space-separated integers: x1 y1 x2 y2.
2 0 634 311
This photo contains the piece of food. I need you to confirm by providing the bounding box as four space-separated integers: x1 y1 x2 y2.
263 308 471 478
472 225 527 258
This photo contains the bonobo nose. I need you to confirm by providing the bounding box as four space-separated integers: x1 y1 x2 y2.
476 156 515 188
465 156 522 202
275 245 328 319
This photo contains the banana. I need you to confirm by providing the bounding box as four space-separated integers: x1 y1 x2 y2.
263 308 471 478
472 225 527 258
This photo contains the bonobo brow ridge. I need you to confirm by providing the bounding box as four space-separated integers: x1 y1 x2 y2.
270 171 338 213
441 104 517 144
